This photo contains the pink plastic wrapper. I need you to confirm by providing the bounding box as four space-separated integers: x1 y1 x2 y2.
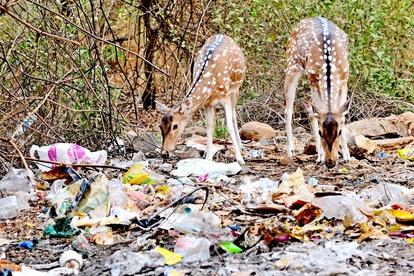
30 143 107 171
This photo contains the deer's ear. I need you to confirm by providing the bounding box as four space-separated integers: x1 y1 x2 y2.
305 102 320 118
338 99 350 115
179 98 192 115
156 101 171 114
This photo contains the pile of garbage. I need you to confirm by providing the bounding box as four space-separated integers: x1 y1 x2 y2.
1 140 414 275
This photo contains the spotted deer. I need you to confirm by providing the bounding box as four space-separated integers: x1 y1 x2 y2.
285 17 351 168
160 34 246 164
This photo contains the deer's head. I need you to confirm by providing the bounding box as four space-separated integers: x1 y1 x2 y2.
308 100 350 168
159 100 192 158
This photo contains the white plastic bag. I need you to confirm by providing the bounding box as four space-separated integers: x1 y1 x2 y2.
171 158 241 179
174 235 211 263
30 143 107 171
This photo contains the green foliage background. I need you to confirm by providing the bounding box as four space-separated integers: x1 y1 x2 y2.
211 0 414 114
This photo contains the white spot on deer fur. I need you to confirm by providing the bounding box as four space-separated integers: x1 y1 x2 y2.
203 72 211 78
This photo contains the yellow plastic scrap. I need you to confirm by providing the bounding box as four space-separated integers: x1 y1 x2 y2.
397 146 414 161
156 185 170 195
338 167 349 174
154 246 182 265
122 163 154 185
406 238 414 244
388 209 414 223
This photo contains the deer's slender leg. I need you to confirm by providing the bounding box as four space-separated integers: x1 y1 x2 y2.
230 88 243 150
223 99 244 165
339 84 351 161
205 106 216 160
341 126 350 161
284 70 302 157
309 88 324 163
311 115 325 163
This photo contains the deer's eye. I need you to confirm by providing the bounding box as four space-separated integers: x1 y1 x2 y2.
339 130 342 136
318 130 322 137
173 124 178 130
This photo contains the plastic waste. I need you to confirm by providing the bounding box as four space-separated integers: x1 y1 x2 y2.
159 163 173 173
49 174 111 219
160 204 221 235
48 179 82 218
47 180 66 200
239 177 279 205
174 235 211 263
377 151 389 160
105 249 163 276
219 241 243 254
0 195 30 220
397 145 414 161
59 250 83 270
122 163 164 185
0 168 33 193
360 182 414 208
308 177 319 186
12 265 76 276
43 217 78 238
71 234 91 257
312 193 372 223
76 175 110 219
171 158 242 179
248 149 264 158
89 226 114 245
30 143 107 171
13 114 37 138
18 240 35 250
154 247 182 265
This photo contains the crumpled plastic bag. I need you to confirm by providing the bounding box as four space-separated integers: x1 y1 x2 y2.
171 158 241 178
0 168 34 193
30 143 107 171
239 177 279 206
49 174 110 219
360 182 414 208
174 235 211 263
312 193 373 223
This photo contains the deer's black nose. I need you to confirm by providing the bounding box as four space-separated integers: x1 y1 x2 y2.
325 159 336 169
161 150 170 158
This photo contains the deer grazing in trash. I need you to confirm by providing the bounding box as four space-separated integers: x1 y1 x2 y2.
160 34 246 164
284 17 351 168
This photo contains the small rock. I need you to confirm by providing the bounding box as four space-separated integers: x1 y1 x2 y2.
159 163 173 173
178 147 201 159
303 142 317 155
126 131 161 152
278 156 294 166
183 126 206 138
240 121 276 141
